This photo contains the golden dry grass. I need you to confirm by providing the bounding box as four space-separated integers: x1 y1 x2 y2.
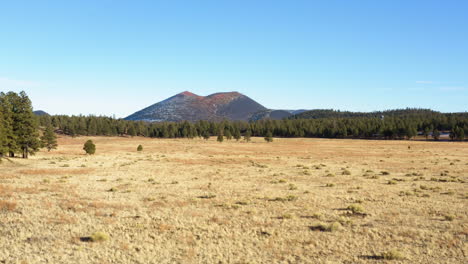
0 135 467 263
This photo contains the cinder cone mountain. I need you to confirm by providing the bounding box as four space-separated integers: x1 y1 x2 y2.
125 91 269 122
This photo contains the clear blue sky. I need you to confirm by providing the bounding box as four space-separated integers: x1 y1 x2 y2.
1 0 467 117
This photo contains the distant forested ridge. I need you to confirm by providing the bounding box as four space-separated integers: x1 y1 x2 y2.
37 108 467 141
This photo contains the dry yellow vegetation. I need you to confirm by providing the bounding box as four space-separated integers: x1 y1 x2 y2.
0 136 467 263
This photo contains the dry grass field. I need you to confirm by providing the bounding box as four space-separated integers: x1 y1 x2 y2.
1 136 467 263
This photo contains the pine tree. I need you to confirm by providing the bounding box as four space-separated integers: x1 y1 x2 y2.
41 123 58 151
83 140 96 154
224 129 232 140
264 131 273 143
202 131 210 140
244 129 252 142
233 128 241 141
7 92 41 158
0 110 7 157
217 130 224 143
432 129 440 141
0 92 17 157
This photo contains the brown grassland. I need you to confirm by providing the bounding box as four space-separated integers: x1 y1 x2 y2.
0 136 467 263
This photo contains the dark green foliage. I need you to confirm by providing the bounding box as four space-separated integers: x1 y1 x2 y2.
202 131 210 140
0 110 7 156
244 129 252 142
0 91 40 158
233 128 241 141
137 145 143 151
264 131 273 142
41 123 58 151
217 130 224 143
224 129 232 140
432 129 440 141
83 140 96 154
33 107 467 141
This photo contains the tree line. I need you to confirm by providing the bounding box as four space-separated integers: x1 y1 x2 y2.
38 108 467 141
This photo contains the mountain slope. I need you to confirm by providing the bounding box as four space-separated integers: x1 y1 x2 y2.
33 110 49 116
125 91 268 122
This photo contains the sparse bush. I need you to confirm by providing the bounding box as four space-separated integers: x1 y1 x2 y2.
444 214 455 221
271 195 297 202
309 222 341 232
198 194 216 199
83 140 96 155
342 170 351 175
381 249 404 260
346 204 365 214
325 183 335 187
137 145 143 151
264 132 273 143
90 232 109 242
381 171 390 175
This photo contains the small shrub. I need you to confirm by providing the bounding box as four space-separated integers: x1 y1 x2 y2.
83 140 96 155
387 180 397 185
281 213 293 219
346 204 365 215
342 170 351 175
198 194 216 199
444 214 455 221
325 183 335 187
381 249 404 260
90 232 109 242
381 171 390 175
288 184 298 190
309 222 341 232
137 145 143 152
271 195 297 202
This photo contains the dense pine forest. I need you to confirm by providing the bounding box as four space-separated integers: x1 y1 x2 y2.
38 105 467 142
1 91 467 159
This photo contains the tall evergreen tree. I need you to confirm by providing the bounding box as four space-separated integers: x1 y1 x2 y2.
0 92 17 157
6 92 41 158
233 128 241 141
41 123 58 151
244 129 252 142
0 110 7 157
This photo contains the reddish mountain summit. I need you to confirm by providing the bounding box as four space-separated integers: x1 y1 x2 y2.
125 91 268 122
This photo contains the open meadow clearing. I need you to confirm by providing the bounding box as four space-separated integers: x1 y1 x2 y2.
0 136 467 263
